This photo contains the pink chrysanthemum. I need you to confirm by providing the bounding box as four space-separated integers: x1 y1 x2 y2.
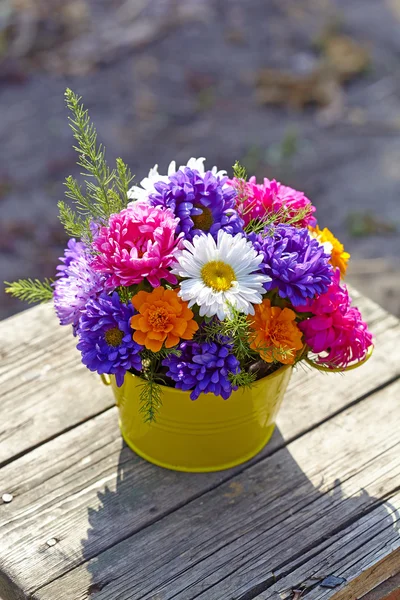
92 203 182 288
297 269 373 368
230 176 316 228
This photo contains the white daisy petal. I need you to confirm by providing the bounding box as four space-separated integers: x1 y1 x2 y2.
216 305 226 320
175 229 269 320
128 157 223 201
168 161 177 175
247 304 256 315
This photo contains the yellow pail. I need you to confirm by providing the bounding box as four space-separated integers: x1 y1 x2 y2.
109 365 292 472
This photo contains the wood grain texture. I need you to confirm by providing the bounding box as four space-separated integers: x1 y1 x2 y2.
255 496 400 600
0 293 399 599
0 304 114 465
361 572 400 600
10 378 400 600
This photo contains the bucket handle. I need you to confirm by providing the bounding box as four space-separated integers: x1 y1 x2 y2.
305 345 374 373
100 374 112 386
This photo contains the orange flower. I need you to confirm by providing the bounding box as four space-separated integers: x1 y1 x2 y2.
249 299 303 365
130 287 198 352
309 225 350 277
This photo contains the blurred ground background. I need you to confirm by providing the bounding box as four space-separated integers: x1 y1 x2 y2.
0 0 399 319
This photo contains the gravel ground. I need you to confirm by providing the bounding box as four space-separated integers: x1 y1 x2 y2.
1 0 399 318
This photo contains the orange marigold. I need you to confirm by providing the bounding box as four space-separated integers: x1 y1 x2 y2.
130 287 198 352
309 225 350 277
249 299 303 365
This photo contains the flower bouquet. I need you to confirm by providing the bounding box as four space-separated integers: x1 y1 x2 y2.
6 90 373 472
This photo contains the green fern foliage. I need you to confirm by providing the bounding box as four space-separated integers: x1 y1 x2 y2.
5 279 54 304
203 303 256 362
244 204 314 235
139 377 163 423
58 200 90 238
59 89 134 239
228 370 257 389
232 160 247 182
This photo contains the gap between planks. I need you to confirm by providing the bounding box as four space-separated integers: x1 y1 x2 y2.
1 292 400 599
0 404 115 471
15 377 400 600
2 370 399 600
1 320 400 596
253 516 400 600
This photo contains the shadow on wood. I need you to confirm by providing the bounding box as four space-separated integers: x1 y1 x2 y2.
80 428 400 600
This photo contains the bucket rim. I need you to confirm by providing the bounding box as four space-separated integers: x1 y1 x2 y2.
120 363 292 397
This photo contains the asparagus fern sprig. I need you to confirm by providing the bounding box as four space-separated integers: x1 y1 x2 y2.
138 346 182 422
58 88 134 239
138 376 163 424
232 160 247 182
5 279 54 304
228 370 257 389
202 304 257 362
244 204 314 236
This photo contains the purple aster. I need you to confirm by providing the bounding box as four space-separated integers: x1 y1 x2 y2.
56 238 86 276
53 239 105 329
149 167 244 240
163 339 240 400
248 225 334 306
77 292 142 387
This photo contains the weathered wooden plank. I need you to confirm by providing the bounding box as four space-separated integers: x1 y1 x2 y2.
0 292 399 599
361 572 400 600
129 381 400 600
0 304 114 465
0 409 231 600
254 496 400 600
311 546 400 600
7 378 400 600
0 291 398 469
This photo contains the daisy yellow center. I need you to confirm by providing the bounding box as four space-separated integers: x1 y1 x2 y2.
105 327 124 347
201 260 236 292
192 205 213 231
148 307 171 331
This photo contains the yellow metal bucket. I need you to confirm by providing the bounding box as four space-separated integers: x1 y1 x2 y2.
108 365 292 472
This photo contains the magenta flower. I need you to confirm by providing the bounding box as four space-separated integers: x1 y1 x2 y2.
92 203 182 288
230 176 316 228
297 270 373 368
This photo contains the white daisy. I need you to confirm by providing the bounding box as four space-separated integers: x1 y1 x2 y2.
172 230 271 321
127 157 227 201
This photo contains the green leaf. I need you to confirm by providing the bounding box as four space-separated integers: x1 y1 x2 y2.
244 204 314 235
232 160 247 181
5 279 54 304
138 377 163 423
58 200 89 238
115 158 135 203
202 303 257 362
228 370 257 389
59 89 131 241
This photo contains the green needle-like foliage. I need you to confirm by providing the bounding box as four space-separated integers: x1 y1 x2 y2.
6 90 136 308
5 279 54 304
232 160 247 181
58 200 91 238
58 89 134 239
244 204 314 235
203 304 256 362
228 370 257 389
139 377 163 424
137 347 181 422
